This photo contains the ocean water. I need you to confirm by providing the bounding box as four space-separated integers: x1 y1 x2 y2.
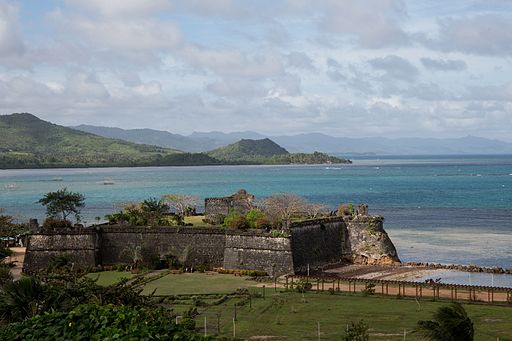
1 155 511 268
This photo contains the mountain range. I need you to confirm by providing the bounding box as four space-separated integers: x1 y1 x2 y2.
0 113 349 169
73 125 512 155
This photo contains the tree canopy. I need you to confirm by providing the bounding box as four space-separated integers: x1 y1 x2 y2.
37 188 85 223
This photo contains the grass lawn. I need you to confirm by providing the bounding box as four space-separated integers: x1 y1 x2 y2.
184 215 207 226
141 272 260 295
85 271 135 286
197 292 512 340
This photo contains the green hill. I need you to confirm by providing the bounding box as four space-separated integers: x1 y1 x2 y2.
207 138 288 162
0 113 219 168
208 138 351 164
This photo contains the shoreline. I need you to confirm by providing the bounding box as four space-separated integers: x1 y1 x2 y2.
324 263 512 288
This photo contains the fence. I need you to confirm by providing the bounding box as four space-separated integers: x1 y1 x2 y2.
285 275 512 305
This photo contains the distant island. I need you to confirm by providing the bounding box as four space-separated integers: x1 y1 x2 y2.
0 113 351 169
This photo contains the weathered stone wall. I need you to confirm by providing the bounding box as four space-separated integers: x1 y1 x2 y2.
23 215 400 275
290 217 346 273
223 233 294 275
204 189 254 224
23 229 98 274
343 215 400 265
100 227 226 268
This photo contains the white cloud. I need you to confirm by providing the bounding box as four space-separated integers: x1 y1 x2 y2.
291 0 410 48
64 0 171 17
0 3 26 68
420 58 467 71
423 14 512 56
286 52 314 70
368 55 419 82
50 10 181 51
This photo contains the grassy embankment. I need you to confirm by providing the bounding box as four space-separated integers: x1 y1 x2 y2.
90 271 512 340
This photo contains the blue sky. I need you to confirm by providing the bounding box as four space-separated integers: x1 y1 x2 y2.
1 0 512 141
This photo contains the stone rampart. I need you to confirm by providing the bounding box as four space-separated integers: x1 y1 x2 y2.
289 217 346 273
23 229 99 274
23 215 400 275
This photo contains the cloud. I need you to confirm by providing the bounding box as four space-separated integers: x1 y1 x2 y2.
303 0 410 48
50 10 182 51
63 0 171 17
286 52 314 70
0 3 26 67
368 55 419 82
420 58 467 71
467 82 512 101
424 14 512 56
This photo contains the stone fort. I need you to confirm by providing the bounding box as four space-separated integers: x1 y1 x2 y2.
24 191 399 275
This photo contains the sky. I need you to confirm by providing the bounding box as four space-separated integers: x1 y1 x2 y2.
1 0 512 141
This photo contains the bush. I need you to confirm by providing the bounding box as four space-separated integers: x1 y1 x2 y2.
361 283 375 296
295 279 312 293
223 211 249 229
246 209 267 228
0 265 12 286
42 217 72 228
344 320 369 341
0 304 204 340
180 317 196 331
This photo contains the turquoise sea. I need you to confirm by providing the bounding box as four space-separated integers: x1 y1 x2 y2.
1 154 511 269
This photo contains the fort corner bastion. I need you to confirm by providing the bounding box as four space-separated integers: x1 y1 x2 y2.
23 193 400 276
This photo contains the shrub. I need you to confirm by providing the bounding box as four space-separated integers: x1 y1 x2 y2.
180 317 196 331
0 304 203 340
295 279 312 293
361 283 376 296
42 217 72 229
0 265 12 286
344 320 369 341
246 209 266 228
223 211 249 229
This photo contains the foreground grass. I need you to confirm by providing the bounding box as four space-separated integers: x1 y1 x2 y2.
85 271 135 286
83 271 512 339
141 272 259 295
198 292 512 340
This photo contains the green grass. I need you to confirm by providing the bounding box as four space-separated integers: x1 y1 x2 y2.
184 215 207 226
141 272 259 295
85 271 135 286
195 291 512 340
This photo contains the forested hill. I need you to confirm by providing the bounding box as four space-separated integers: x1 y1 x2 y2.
208 138 351 164
0 113 219 168
0 113 350 168
207 138 288 161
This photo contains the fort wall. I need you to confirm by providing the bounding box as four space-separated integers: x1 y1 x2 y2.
23 216 399 275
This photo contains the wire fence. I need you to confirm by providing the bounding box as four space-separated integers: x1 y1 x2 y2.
285 275 512 305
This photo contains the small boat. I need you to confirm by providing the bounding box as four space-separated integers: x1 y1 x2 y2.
5 183 17 190
101 180 115 185
51 177 63 181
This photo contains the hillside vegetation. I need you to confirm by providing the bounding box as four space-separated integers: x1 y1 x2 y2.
0 113 219 168
208 138 351 164
0 113 350 168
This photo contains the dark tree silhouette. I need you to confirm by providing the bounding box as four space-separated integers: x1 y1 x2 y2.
416 302 474 341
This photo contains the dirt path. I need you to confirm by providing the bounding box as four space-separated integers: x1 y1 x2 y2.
7 247 25 280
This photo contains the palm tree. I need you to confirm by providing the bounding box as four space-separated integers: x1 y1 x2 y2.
0 277 62 322
416 302 474 341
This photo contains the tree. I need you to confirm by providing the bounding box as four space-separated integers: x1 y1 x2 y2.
262 193 310 227
0 210 26 238
106 199 171 227
37 188 85 223
161 194 198 217
416 302 474 341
